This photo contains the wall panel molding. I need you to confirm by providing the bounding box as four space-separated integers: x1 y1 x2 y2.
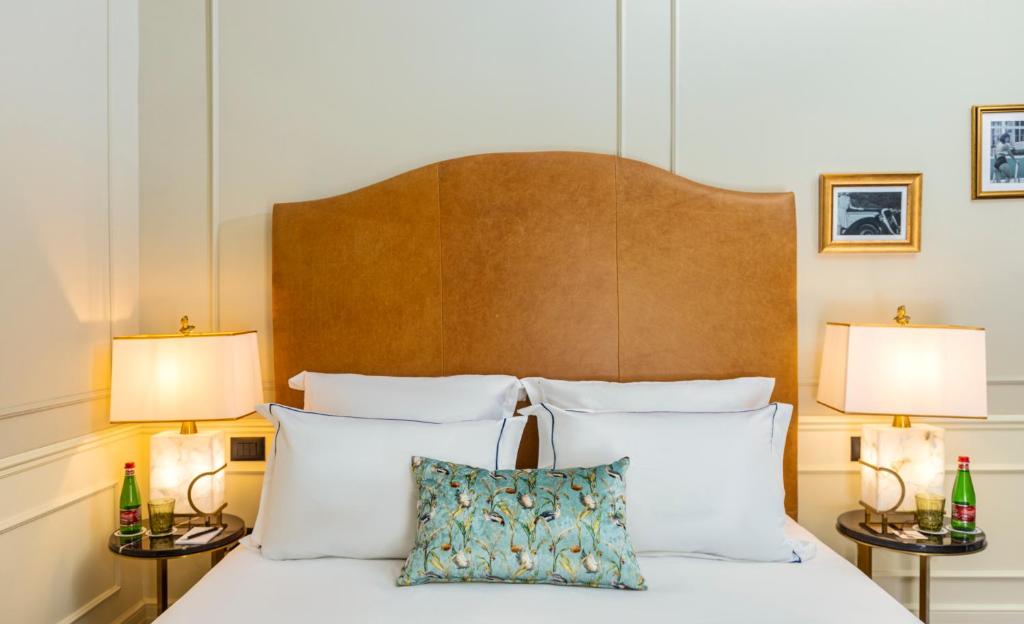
0 390 109 422
57 582 122 624
799 463 1024 475
619 0 671 168
0 480 117 536
112 600 155 624
878 569 1024 580
0 424 140 480
800 378 1024 387
799 415 1024 431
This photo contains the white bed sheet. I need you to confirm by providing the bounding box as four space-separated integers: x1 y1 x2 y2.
157 519 917 623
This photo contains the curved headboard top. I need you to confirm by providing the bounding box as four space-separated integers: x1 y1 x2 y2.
272 151 798 517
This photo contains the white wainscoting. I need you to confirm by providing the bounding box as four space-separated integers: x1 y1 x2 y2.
798 382 1024 624
0 0 141 620
0 425 148 624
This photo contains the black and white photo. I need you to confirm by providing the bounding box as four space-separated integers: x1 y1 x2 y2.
819 173 922 253
973 105 1024 199
832 187 906 242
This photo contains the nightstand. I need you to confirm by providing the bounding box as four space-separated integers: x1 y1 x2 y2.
836 509 987 623
108 513 246 615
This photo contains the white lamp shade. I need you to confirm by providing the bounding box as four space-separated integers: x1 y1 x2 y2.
110 331 262 422
818 323 987 418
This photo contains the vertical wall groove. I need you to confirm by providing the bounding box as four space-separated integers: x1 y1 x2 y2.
669 0 677 173
616 0 623 157
206 0 220 330
105 0 114 344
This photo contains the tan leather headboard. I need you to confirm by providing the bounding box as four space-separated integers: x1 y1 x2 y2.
272 152 798 517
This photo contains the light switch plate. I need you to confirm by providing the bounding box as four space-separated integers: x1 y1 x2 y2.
230 436 266 462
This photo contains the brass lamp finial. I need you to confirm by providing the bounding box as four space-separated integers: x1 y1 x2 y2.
177 315 198 435
894 305 910 326
892 306 912 428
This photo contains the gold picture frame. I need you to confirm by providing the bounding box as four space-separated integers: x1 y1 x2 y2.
972 104 1024 199
819 173 922 254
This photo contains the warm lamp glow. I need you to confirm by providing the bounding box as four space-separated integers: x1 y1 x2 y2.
861 424 944 512
109 325 262 516
109 331 262 422
818 323 987 418
817 313 987 520
151 431 226 514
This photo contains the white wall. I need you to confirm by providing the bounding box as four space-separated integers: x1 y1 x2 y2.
136 1 1024 622
0 0 147 621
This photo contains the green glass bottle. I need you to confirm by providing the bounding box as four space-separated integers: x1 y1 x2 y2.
950 455 976 536
119 461 142 535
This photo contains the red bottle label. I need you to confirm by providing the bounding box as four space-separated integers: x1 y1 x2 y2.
120 508 141 526
952 503 975 523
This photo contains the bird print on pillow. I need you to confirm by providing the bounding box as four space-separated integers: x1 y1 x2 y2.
397 456 645 590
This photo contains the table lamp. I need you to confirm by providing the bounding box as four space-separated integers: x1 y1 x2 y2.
817 306 987 532
110 316 263 522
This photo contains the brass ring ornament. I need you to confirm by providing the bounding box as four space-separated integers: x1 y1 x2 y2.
187 463 228 525
858 459 906 513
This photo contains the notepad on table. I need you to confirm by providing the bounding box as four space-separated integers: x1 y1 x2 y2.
175 525 224 546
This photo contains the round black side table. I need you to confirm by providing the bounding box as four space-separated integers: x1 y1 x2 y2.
836 509 986 623
108 513 245 615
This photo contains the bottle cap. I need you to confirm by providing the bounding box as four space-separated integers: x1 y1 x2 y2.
124 461 135 469
958 455 970 463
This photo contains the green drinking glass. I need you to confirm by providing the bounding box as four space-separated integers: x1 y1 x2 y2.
148 498 176 536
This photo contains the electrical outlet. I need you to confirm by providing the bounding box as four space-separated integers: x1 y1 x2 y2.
230 436 266 461
850 436 861 462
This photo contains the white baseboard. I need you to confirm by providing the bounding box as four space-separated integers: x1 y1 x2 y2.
113 599 156 624
904 604 1024 624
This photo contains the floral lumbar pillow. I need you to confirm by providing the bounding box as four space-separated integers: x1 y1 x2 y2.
397 456 645 590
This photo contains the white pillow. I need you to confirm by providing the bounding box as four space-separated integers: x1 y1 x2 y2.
520 376 775 413
521 376 775 469
250 374 521 548
254 403 526 560
289 372 522 421
522 402 809 562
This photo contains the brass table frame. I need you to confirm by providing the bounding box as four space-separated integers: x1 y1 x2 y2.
838 520 986 624
109 514 245 615
150 541 239 614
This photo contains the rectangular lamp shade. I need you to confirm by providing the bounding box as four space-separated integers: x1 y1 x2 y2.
817 323 987 418
110 331 263 422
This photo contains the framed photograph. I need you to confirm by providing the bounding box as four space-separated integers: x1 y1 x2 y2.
973 104 1024 199
819 173 922 253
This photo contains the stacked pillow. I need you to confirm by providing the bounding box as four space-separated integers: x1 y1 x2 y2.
249 372 809 590
254 402 526 560
249 373 524 558
518 376 807 563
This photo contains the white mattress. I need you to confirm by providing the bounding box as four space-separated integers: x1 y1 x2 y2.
157 519 917 623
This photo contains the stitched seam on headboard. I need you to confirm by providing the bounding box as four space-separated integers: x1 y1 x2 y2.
613 157 621 381
436 164 445 374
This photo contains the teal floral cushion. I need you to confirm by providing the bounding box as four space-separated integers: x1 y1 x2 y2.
397 456 646 590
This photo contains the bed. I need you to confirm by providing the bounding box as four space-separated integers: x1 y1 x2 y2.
158 520 916 623
157 152 918 622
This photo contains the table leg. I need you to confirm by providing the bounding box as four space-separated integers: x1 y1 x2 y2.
211 547 226 567
919 556 930 623
856 544 873 577
156 559 168 614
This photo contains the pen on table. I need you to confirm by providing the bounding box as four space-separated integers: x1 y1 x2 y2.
184 526 220 539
